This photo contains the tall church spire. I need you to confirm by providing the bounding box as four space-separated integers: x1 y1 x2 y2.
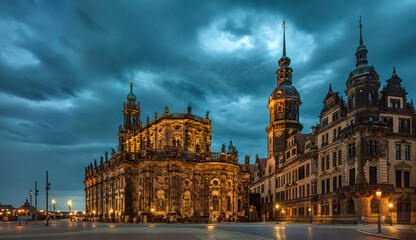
278 21 291 69
282 21 286 57
355 17 368 66
359 16 363 45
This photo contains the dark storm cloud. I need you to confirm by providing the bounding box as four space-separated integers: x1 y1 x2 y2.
0 0 415 210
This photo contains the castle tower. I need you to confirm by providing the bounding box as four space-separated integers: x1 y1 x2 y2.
123 81 141 131
345 17 380 122
266 21 302 160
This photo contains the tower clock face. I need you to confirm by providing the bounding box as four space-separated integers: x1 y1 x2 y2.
276 131 282 136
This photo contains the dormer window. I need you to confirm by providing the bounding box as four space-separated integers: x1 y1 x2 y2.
390 99 401 108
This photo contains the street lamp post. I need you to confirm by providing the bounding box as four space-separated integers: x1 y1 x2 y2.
52 199 56 220
389 203 393 226
275 204 279 224
67 200 72 221
308 207 312 224
376 190 382 234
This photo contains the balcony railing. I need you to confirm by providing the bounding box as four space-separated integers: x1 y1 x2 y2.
86 148 241 177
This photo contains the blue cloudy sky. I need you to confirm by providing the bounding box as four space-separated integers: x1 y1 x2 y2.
0 0 415 211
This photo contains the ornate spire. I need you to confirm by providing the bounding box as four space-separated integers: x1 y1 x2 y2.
355 16 368 66
329 84 333 92
359 16 363 45
282 20 286 57
127 79 137 103
278 20 291 68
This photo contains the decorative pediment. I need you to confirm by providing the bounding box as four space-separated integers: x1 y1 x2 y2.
319 171 330 178
394 139 411 144
330 167 341 175
394 161 412 170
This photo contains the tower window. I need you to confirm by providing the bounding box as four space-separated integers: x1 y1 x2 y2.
368 92 373 105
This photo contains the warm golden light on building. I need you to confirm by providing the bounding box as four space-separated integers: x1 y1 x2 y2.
84 82 251 223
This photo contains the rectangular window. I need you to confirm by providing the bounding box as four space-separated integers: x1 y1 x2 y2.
338 175 342 188
333 129 337 139
333 176 337 192
395 145 401 160
369 167 377 184
261 184 264 193
333 152 337 168
333 112 339 121
323 118 328 127
338 150 342 165
313 205 318 216
349 168 355 186
399 118 410 133
326 178 330 193
321 180 325 194
396 171 402 188
307 184 310 196
312 182 317 195
404 145 410 160
321 157 325 172
306 163 310 177
404 171 410 188
326 155 330 169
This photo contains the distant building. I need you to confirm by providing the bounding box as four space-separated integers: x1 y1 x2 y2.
251 20 416 224
84 82 251 223
0 203 15 221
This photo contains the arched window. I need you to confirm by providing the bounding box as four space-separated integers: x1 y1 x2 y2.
226 196 231 211
368 92 373 105
349 95 356 109
347 199 355 214
212 195 219 211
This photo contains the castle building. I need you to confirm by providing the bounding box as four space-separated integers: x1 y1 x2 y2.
250 19 416 224
84 82 251 223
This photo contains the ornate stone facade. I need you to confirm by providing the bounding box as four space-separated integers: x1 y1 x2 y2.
84 82 251 223
251 20 416 224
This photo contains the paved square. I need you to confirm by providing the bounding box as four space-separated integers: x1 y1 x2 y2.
0 221 415 240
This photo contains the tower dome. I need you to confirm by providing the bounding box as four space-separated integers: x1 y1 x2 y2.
127 81 136 103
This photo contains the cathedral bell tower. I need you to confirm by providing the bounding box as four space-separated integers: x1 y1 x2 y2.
266 21 302 160
123 81 141 131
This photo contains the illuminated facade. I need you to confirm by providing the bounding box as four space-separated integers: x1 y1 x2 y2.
84 83 251 223
251 20 416 224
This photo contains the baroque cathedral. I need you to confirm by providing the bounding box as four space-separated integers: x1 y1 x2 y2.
250 19 416 224
84 83 251 223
